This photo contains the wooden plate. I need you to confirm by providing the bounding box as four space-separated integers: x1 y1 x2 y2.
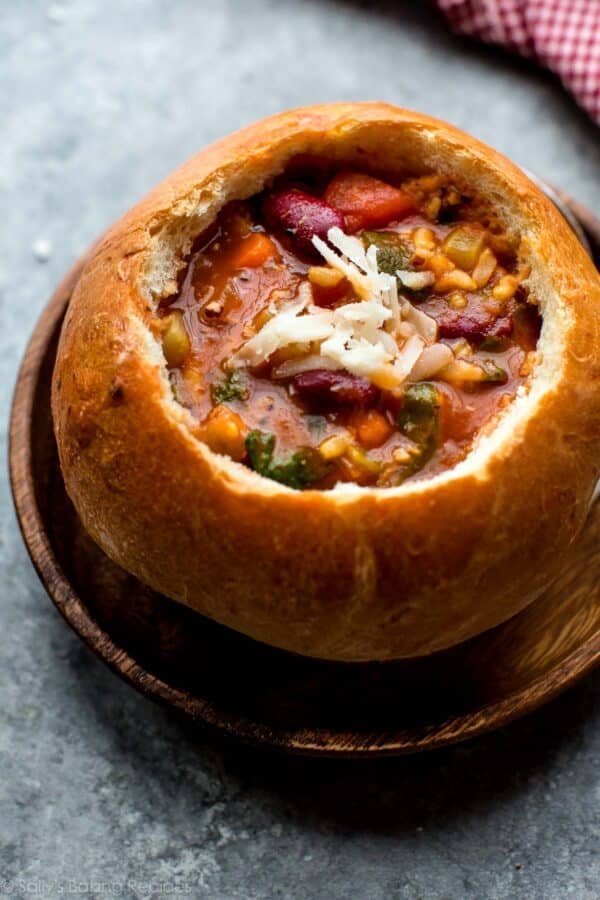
9 192 600 758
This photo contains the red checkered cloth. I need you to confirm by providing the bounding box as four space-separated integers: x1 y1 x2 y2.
437 0 600 125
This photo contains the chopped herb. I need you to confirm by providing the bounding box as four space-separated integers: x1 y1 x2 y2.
245 429 330 489
362 231 411 274
246 430 276 475
398 383 441 448
211 370 249 404
362 231 430 299
392 383 442 484
270 449 330 489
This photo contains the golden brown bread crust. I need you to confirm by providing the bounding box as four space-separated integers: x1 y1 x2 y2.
51 103 600 661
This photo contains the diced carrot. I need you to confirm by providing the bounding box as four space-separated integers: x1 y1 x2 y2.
232 232 276 269
354 409 393 449
324 171 416 233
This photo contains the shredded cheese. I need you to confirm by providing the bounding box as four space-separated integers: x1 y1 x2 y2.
232 226 450 389
272 354 342 379
396 269 435 291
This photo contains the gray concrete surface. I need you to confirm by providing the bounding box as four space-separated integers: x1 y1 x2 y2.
1 1 599 898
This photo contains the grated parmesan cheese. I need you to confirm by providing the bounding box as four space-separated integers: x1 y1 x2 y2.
232 226 450 390
396 269 435 291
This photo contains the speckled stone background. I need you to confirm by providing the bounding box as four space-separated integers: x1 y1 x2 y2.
1 2 599 898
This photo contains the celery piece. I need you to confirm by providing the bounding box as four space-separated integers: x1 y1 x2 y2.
442 227 486 272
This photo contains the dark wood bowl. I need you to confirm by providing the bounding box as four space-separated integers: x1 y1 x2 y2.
9 193 600 758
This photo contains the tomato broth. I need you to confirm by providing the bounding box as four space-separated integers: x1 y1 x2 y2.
157 163 541 489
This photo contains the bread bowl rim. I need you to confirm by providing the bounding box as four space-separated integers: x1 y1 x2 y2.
133 101 572 501
50 102 600 661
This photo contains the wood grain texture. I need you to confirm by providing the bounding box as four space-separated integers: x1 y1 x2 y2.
9 192 600 757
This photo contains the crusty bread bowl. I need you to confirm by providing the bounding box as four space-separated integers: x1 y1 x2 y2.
51 103 600 661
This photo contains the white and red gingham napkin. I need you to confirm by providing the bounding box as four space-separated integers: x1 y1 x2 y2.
437 0 600 125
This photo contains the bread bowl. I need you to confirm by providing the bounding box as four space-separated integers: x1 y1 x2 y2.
51 102 600 662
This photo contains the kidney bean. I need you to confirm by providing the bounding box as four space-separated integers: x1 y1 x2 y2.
423 296 514 343
434 309 513 342
262 189 346 256
291 369 378 408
